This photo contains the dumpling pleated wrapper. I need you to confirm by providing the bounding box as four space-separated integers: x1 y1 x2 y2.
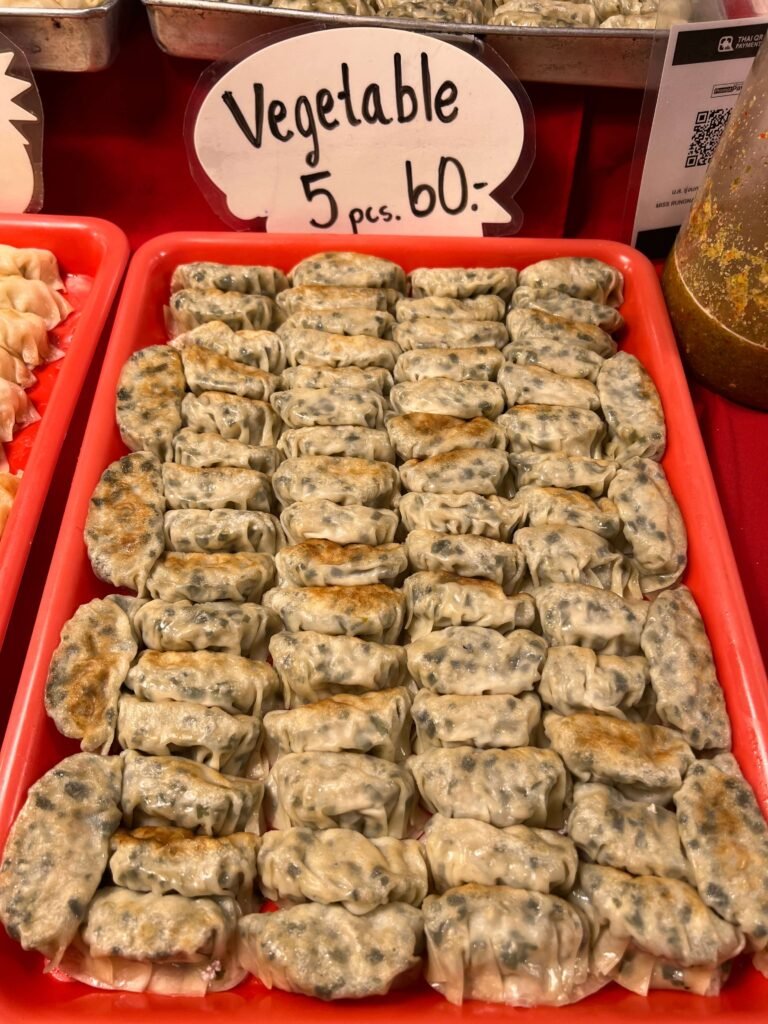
544 712 694 804
407 625 547 696
399 492 518 541
238 902 423 1000
181 391 281 446
264 687 411 762
567 783 692 881
424 884 594 1006
424 815 577 894
164 509 285 555
171 323 285 373
258 828 426 913
535 582 647 654
266 751 416 838
270 630 406 706
133 600 279 659
0 276 72 330
0 754 122 963
0 379 39 442
511 286 624 333
167 288 275 334
171 261 288 297
278 425 395 462
278 306 395 339
608 458 687 593
396 295 505 323
271 386 386 429
280 364 393 395
289 251 406 291
504 338 605 382
275 539 406 587
399 449 510 497
178 344 280 401
394 346 504 384
116 346 185 461
44 597 137 753
411 690 540 751
386 413 505 460
641 587 730 750
501 366 600 417
0 472 19 535
506 307 617 358
281 499 398 546
125 650 281 715
517 524 639 597
264 584 405 644
498 405 605 456
518 257 624 306
571 864 744 997
172 428 281 474
0 243 63 289
280 327 401 371
276 284 402 317
409 266 518 301
674 755 768 968
510 452 618 497
0 345 36 387
272 455 399 509
406 529 525 593
409 746 567 828
512 484 620 538
121 750 263 835
162 463 273 513
85 452 165 594
145 551 275 603
0 309 55 367
393 317 508 351
596 354 666 466
538 646 649 718
390 379 504 420
404 571 535 638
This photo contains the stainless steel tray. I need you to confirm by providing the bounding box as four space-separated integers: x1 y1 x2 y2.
0 0 123 72
142 0 659 88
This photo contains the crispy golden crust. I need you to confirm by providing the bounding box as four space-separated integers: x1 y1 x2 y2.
280 540 400 567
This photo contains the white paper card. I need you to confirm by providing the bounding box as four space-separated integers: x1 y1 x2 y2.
0 38 42 213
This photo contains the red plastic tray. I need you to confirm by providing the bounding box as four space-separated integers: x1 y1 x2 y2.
1 232 766 1023
0 214 129 648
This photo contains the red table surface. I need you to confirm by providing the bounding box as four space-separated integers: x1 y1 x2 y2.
0 14 765 726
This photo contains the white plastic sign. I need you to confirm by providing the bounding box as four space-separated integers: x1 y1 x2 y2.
0 37 43 213
191 27 532 235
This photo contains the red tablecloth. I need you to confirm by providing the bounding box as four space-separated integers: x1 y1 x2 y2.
0 16 764 725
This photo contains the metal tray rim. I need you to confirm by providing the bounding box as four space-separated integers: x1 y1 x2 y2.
0 0 119 22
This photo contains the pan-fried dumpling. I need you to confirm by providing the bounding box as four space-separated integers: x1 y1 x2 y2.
396 295 505 323
394 347 504 383
0 754 122 963
393 318 508 351
272 455 399 509
280 327 401 371
275 539 406 587
121 750 263 834
280 364 393 395
162 463 273 512
399 449 510 497
0 244 63 289
539 646 649 718
409 746 567 828
608 458 687 593
516 525 637 596
145 551 275 603
597 352 666 463
544 712 694 803
258 828 426 914
641 587 730 750
407 626 547 696
281 499 398 546
424 884 591 1006
172 430 281 473
518 257 624 306
499 363 600 410
85 452 165 594
510 453 617 496
264 687 411 762
45 597 137 753
405 529 524 593
270 630 406 705
512 485 620 537
178 344 279 400
278 307 395 338
504 338 605 382
405 571 535 638
409 266 518 300
116 346 185 461
290 251 405 291
133 600 278 659
277 284 401 316
512 286 624 333
412 690 540 750
238 902 423 999
399 491 518 540
266 751 415 837
125 650 281 714
271 386 386 429
171 261 288 296
498 405 605 456
535 583 647 654
424 815 576 894
390 379 504 419
506 307 616 357
278 425 395 462
0 379 39 442
264 584 404 643
386 413 505 460
181 391 281 446
164 509 284 554
168 288 274 334
0 276 71 329
0 343 36 387
567 783 691 880
171 323 285 373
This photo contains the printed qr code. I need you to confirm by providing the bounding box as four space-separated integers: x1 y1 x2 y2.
685 109 731 168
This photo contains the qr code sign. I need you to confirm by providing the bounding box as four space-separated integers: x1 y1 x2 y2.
685 108 731 168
